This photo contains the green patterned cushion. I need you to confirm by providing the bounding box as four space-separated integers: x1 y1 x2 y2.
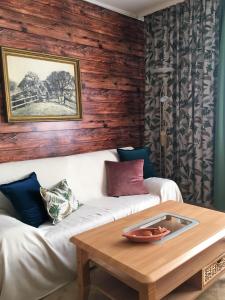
40 179 78 224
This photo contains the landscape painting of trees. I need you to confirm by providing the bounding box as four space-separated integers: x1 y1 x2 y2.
1 47 82 122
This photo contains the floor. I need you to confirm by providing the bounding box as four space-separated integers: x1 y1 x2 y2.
198 274 225 300
43 274 225 300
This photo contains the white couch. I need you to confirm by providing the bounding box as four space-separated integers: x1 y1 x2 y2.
0 148 183 300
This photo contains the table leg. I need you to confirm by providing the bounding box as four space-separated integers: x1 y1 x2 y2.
77 247 90 300
139 284 157 300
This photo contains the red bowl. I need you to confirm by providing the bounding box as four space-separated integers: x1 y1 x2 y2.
122 227 170 243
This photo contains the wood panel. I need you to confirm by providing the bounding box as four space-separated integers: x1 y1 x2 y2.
0 0 144 163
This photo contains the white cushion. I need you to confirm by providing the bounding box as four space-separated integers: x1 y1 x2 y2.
0 193 17 216
86 194 161 221
39 194 161 254
66 149 119 203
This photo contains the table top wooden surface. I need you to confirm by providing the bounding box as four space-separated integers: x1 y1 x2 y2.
70 201 225 284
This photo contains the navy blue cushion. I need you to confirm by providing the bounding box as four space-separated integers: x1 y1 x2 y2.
117 147 156 179
0 172 48 227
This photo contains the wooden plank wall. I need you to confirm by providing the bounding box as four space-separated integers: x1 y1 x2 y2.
0 0 145 163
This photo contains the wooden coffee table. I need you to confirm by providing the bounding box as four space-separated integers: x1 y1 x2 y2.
70 201 225 300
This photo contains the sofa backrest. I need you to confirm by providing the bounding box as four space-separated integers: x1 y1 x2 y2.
0 148 120 214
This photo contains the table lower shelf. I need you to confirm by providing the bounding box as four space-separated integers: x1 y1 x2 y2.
91 266 225 300
91 268 138 300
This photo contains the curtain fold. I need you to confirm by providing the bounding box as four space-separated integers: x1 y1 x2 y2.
214 0 225 211
145 0 220 205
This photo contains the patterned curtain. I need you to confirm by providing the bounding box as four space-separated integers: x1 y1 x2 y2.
145 0 220 204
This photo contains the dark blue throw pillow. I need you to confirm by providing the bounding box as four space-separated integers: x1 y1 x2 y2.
0 172 48 227
117 147 156 179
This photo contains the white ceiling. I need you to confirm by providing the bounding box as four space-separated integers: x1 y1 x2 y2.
84 0 185 20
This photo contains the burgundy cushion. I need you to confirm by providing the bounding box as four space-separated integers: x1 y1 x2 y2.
105 160 149 197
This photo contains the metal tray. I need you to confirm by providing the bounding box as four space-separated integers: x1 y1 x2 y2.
123 212 199 243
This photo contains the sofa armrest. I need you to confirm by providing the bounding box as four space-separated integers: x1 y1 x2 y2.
144 177 183 203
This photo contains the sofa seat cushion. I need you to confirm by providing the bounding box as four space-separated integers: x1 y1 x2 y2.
87 195 160 221
39 194 160 252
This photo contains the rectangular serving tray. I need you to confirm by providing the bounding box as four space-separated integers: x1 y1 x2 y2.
123 212 199 243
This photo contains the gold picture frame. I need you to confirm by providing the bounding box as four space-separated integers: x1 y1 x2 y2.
1 47 82 122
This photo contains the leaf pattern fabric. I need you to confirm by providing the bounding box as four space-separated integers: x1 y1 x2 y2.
40 179 79 224
144 0 220 205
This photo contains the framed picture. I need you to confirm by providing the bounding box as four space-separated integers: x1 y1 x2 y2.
1 47 82 122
